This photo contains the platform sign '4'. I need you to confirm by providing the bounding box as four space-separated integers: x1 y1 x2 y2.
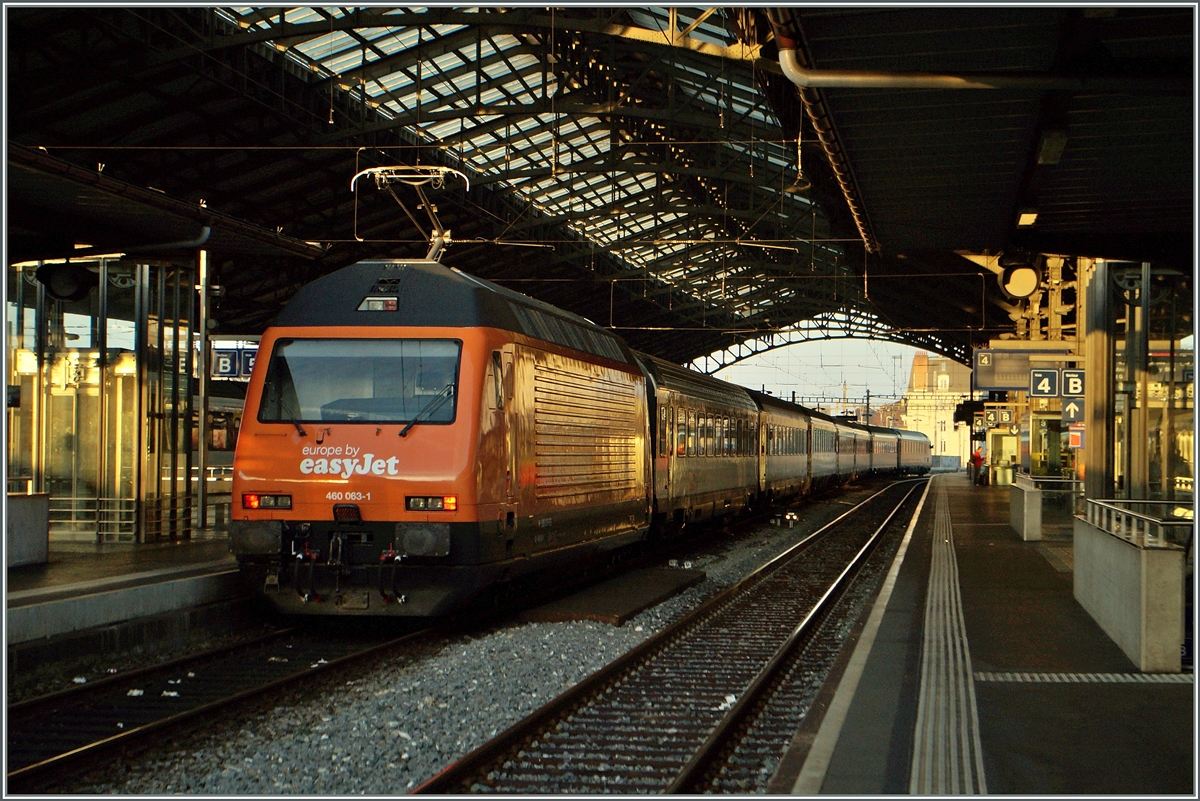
1030 369 1060 397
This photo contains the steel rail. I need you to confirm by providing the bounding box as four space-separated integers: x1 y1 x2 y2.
5 625 439 791
413 479 922 794
7 626 298 716
667 481 922 792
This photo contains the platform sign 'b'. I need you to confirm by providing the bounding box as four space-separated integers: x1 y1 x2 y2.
1062 369 1085 398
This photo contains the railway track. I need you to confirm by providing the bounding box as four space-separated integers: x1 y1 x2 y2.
8 479 911 793
416 478 928 794
5 624 433 792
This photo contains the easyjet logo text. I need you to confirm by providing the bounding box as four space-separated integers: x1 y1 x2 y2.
300 454 399 478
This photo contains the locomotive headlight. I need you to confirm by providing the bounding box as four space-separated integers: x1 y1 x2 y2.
406 495 457 512
243 493 291 509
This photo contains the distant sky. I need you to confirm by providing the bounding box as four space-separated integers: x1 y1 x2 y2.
712 338 929 403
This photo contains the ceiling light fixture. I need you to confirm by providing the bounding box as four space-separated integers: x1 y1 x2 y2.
1036 129 1068 165
784 132 811 193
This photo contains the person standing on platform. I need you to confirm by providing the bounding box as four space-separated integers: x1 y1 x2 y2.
969 447 984 486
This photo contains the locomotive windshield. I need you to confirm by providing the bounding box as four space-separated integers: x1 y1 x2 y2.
257 338 461 424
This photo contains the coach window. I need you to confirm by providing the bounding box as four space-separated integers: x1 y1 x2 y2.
687 412 696 457
703 414 711 456
676 408 686 457
658 405 668 457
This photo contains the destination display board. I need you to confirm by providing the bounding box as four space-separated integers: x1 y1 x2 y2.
973 348 1072 391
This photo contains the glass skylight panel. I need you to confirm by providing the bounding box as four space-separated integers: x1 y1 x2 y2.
626 8 738 48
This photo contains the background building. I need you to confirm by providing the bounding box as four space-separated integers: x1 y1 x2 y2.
902 352 976 470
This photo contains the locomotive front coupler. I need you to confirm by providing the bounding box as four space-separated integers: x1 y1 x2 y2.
379 544 403 603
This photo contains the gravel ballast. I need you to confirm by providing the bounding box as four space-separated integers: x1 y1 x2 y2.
61 486 883 794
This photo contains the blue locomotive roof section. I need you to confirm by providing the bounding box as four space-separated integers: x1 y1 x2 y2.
273 259 636 366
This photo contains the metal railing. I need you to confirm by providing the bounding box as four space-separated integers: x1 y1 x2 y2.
1083 499 1194 553
1015 473 1087 520
48 497 137 541
190 465 234 481
7 476 34 494
1014 473 1084 491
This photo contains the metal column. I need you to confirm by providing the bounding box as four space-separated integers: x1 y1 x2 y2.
1083 259 1114 500
196 250 210 529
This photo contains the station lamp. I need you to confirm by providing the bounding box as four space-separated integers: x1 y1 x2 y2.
997 251 1041 299
35 263 99 302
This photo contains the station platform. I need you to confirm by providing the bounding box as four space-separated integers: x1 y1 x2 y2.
5 530 245 655
774 471 1194 795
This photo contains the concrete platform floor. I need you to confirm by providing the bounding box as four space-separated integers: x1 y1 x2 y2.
782 472 1193 795
6 531 234 598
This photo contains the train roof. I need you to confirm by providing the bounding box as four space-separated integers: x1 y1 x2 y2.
744 387 812 418
744 388 863 432
635 353 757 411
864 425 901 437
272 259 636 366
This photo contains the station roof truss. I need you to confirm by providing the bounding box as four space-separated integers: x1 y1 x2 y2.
6 7 1192 367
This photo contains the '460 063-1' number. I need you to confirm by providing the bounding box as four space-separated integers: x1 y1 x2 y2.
326 491 371 501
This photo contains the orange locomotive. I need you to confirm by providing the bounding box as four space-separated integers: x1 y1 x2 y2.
230 260 651 616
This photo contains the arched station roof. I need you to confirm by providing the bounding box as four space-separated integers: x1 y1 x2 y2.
6 7 1192 367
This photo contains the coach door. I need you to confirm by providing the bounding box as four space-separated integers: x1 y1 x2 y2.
658 401 671 501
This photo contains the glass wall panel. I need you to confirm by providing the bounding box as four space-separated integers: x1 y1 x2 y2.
42 266 104 539
1109 266 1193 502
6 258 196 543
101 263 138 540
6 265 39 492
140 264 194 541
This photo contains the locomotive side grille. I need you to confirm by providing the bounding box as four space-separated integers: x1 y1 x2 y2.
533 359 641 503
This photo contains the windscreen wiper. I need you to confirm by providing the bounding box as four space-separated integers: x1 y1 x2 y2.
399 384 454 438
279 398 306 436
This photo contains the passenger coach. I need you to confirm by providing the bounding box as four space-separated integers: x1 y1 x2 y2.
638 354 758 531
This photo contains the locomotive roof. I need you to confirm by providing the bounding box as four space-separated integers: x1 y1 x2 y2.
272 259 636 366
